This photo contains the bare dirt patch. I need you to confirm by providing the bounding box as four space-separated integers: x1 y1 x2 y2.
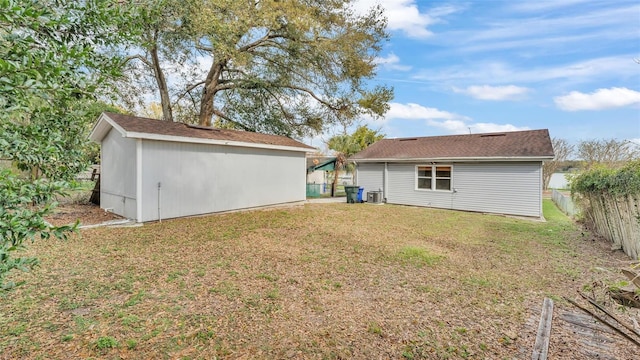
45 203 124 227
2 201 639 359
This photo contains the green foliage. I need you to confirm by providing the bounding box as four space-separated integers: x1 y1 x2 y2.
543 199 572 225
120 0 393 136
0 170 78 289
126 339 137 349
123 291 146 307
71 100 129 164
0 0 132 289
94 336 119 350
327 125 384 194
394 246 443 268
571 160 640 196
367 321 383 336
2 107 89 181
351 125 386 151
328 125 384 157
0 0 131 110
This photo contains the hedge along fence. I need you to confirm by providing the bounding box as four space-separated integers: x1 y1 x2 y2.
571 161 640 260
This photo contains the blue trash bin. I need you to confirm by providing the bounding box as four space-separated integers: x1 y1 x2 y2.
357 187 364 203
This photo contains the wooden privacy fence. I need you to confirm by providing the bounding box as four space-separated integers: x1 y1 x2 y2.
571 161 640 260
580 192 640 260
551 189 579 217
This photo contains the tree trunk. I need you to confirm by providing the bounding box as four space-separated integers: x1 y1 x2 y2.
199 87 215 126
331 170 338 197
330 155 346 197
150 43 173 122
543 172 551 190
198 60 226 126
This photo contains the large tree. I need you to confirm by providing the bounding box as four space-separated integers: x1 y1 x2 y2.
120 0 393 137
0 0 131 289
542 138 574 189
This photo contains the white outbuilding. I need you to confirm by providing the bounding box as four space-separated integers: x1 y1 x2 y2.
89 112 315 222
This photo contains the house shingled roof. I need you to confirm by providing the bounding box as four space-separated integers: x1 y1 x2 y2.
100 112 315 150
350 129 554 160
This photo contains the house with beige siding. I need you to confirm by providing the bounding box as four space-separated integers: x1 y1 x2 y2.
350 130 554 218
89 112 314 222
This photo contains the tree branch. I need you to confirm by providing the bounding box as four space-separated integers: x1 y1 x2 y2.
252 52 317 85
122 54 152 68
285 84 337 109
174 80 206 103
212 108 253 131
195 44 213 52
237 33 287 53
263 87 291 120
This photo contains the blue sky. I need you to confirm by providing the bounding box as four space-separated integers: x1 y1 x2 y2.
319 0 640 148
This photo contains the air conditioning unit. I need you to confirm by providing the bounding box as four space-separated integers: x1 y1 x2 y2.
367 191 383 204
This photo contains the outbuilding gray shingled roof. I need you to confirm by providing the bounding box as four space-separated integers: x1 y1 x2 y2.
350 129 554 160
101 112 315 150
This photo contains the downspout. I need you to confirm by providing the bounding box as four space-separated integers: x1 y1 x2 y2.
539 161 544 219
157 182 162 223
383 162 388 202
136 139 143 222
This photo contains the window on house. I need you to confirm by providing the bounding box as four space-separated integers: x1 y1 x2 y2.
435 166 451 190
416 165 452 191
417 166 432 189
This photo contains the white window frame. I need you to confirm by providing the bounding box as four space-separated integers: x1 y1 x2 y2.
415 164 453 192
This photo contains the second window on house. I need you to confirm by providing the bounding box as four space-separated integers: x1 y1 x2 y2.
416 165 451 191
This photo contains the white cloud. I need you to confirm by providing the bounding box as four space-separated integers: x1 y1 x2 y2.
425 119 530 135
357 0 432 38
353 1 463 39
554 87 640 111
386 102 469 121
508 0 594 13
373 53 412 71
453 85 530 101
466 122 530 134
473 4 637 42
384 102 529 135
427 4 465 18
413 56 639 87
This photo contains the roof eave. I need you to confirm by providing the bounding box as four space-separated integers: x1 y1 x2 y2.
89 113 316 153
125 131 315 153
89 113 128 143
350 156 554 163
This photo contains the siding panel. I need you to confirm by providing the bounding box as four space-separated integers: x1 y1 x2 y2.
100 129 137 219
140 140 306 221
452 162 541 217
387 164 453 209
385 162 542 217
357 163 384 195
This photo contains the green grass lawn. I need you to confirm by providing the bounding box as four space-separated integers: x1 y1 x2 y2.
0 200 627 359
